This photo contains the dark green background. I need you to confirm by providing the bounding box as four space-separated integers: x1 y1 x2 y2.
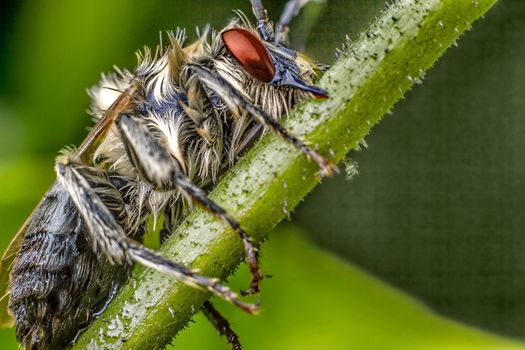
0 0 523 348
298 0 525 339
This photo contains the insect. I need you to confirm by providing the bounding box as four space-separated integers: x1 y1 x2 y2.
0 0 335 349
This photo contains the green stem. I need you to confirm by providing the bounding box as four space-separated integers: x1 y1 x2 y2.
72 0 498 348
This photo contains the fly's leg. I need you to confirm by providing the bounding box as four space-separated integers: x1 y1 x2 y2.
275 0 312 45
115 114 264 295
55 158 258 314
188 64 337 177
250 0 274 41
202 301 242 350
160 201 185 244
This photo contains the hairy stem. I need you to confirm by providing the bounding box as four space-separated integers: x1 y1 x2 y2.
73 0 498 348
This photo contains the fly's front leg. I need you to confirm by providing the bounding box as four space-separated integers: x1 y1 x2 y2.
188 64 337 176
55 157 258 314
202 301 242 350
250 0 274 41
275 0 311 45
116 114 264 295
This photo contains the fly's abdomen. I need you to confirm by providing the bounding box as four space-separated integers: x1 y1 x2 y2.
9 182 129 350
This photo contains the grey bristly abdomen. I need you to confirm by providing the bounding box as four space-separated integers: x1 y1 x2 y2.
9 182 131 350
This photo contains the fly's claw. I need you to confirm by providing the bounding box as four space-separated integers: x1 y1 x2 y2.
231 294 260 315
238 234 264 296
318 158 339 178
307 150 339 178
241 266 265 297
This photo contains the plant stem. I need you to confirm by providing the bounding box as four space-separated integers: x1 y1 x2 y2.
72 0 498 348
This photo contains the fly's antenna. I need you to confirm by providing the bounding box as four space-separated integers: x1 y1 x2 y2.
250 0 274 41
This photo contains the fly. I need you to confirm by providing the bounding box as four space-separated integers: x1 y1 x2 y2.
0 1 336 349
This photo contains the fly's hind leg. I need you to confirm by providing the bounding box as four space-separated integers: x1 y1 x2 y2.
202 301 242 350
55 155 258 314
115 114 264 295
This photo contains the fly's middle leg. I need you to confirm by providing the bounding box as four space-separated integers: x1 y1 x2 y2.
115 113 265 295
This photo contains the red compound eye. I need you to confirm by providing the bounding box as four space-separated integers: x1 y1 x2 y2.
222 28 276 83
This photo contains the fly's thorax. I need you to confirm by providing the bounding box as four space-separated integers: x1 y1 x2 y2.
85 21 324 186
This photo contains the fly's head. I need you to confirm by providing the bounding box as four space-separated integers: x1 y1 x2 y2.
214 23 327 118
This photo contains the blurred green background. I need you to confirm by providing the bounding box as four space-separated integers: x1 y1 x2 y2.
0 0 524 349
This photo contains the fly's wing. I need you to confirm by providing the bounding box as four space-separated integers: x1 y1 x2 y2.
0 194 48 328
0 83 137 328
0 230 25 327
